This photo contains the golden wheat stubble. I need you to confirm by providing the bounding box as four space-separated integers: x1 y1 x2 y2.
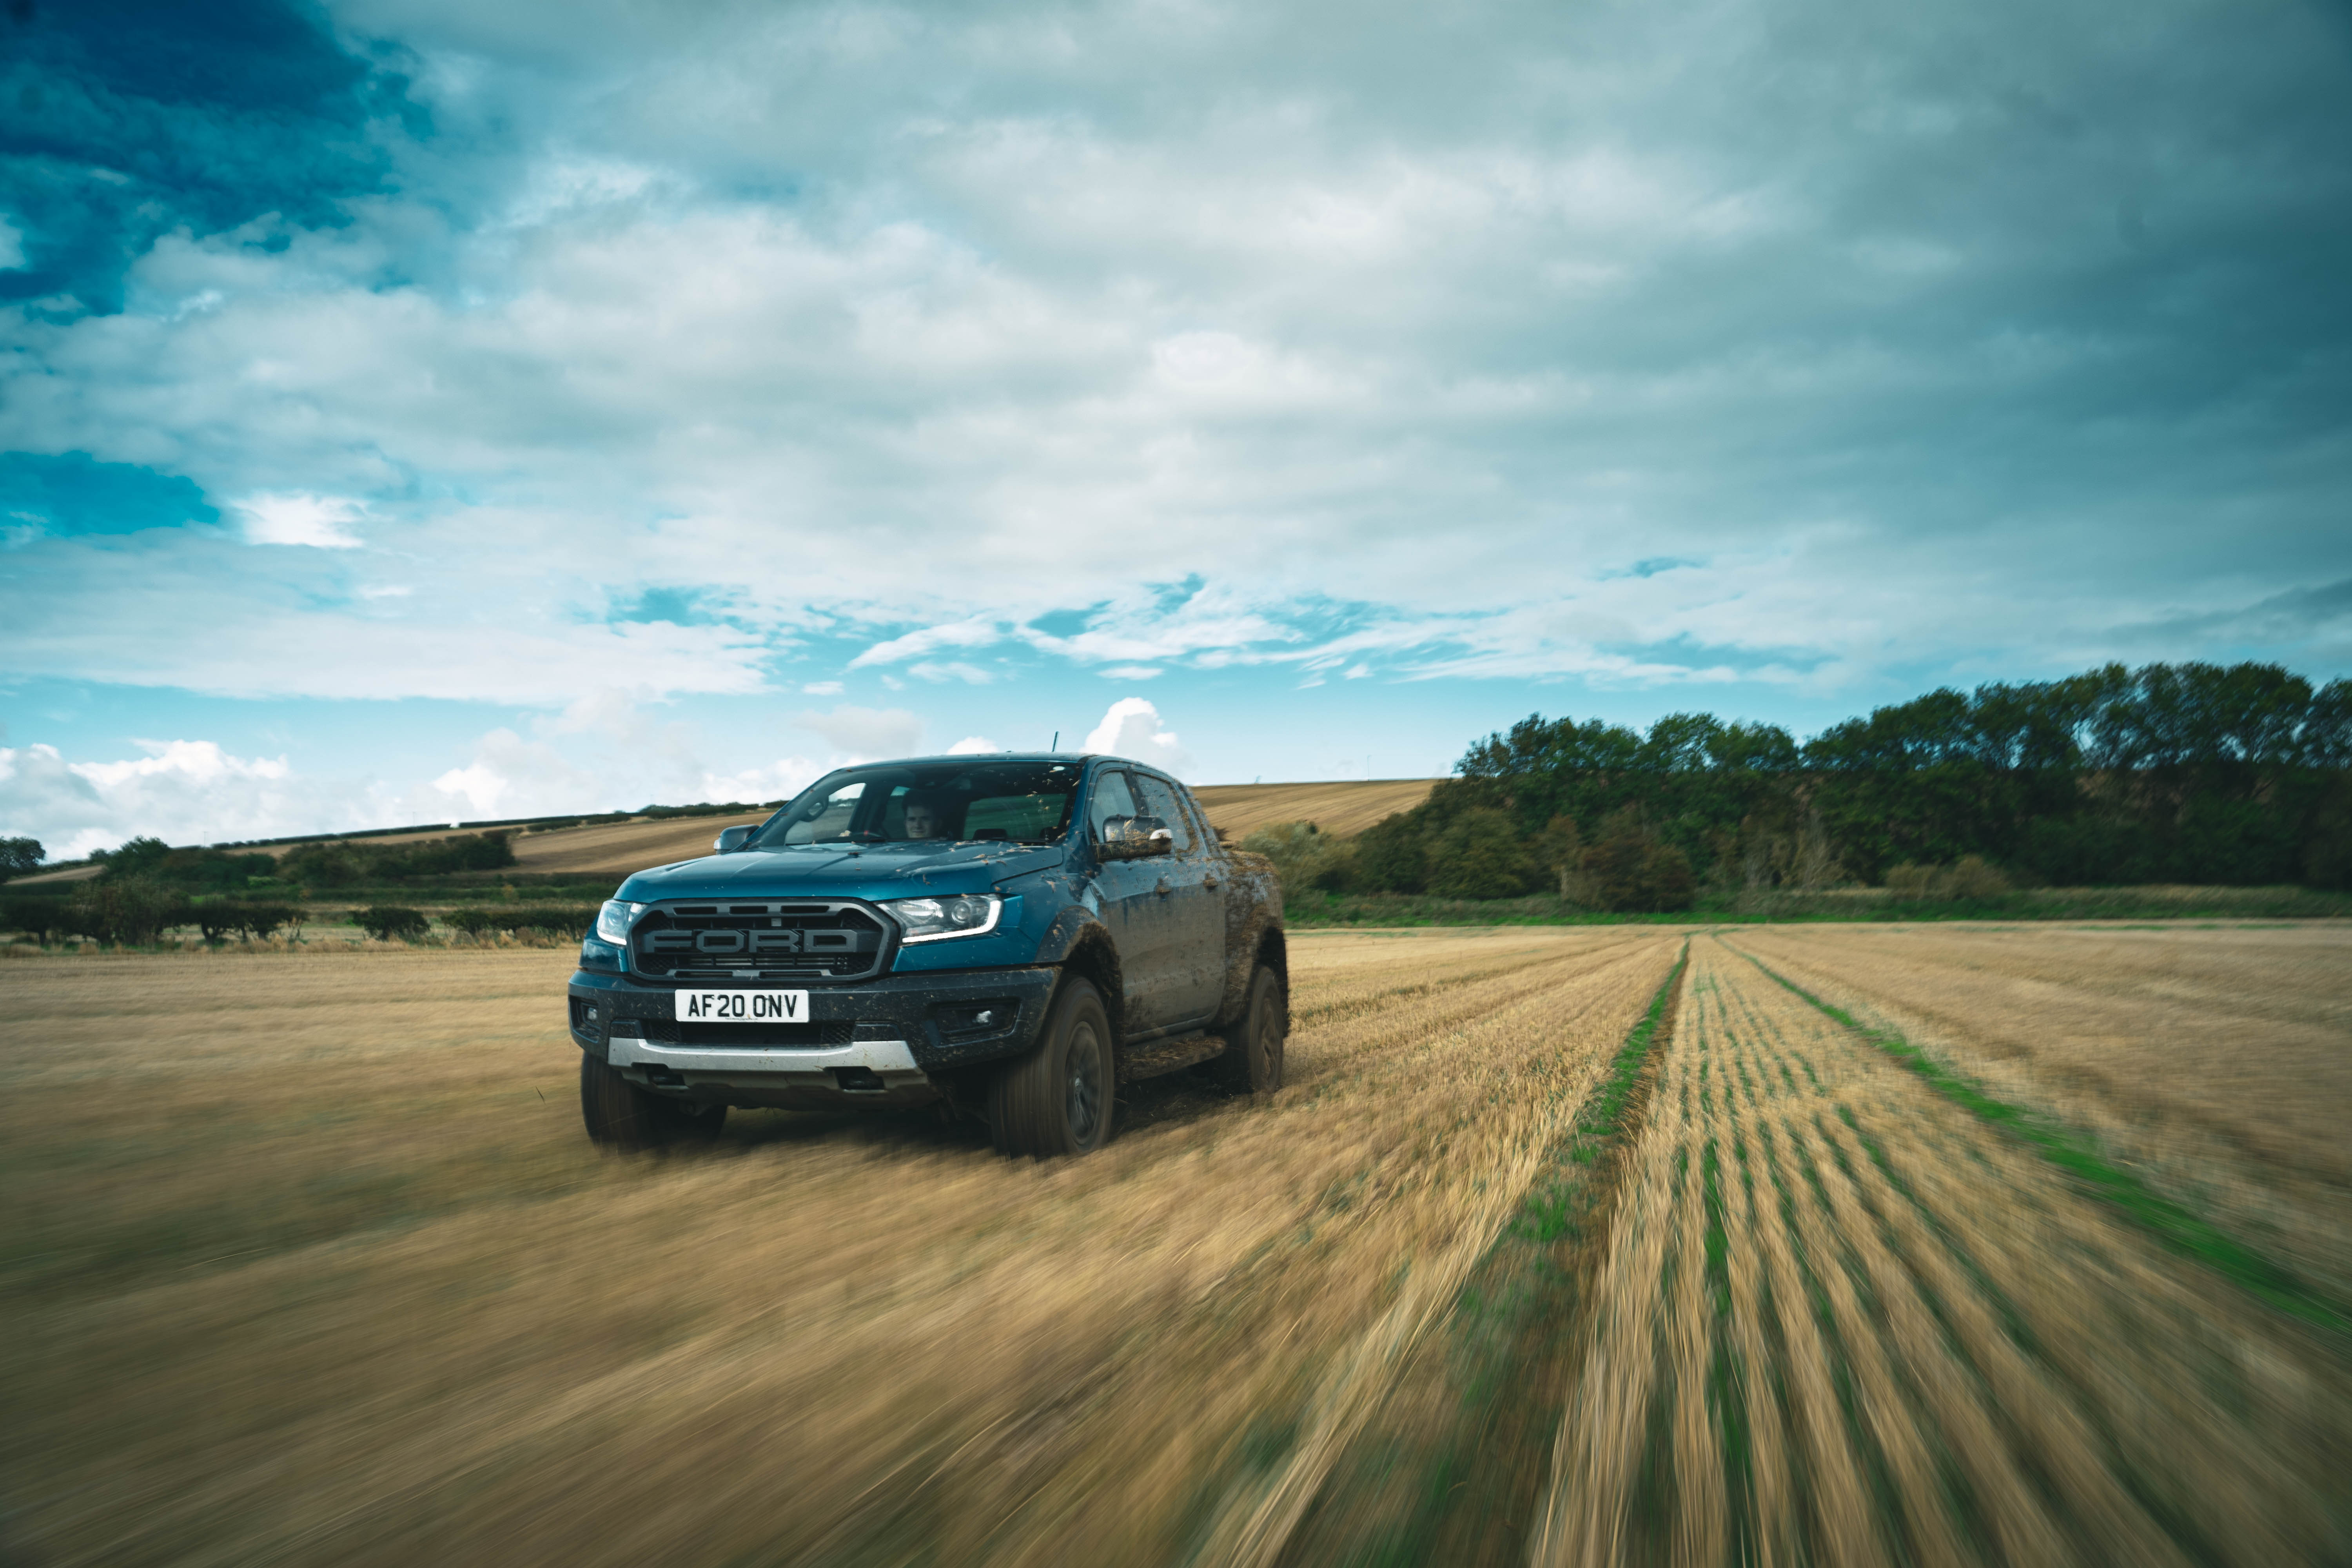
1718 984 1975 1568
1720 941 2201 1568
1688 949 1880 1568
1717 995 1801 1568
1530 949 1752 1568
1667 992 1727 1568
6 929 1679 1568
1736 922 2352 1299
1724 934 2350 1568
1191 934 1682 1568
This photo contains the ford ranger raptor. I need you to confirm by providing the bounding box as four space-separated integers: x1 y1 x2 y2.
567 754 1287 1156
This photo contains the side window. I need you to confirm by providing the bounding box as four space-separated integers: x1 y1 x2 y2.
1087 769 1139 839
1130 775 1195 855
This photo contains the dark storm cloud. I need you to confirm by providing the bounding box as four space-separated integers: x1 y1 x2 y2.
2120 577 2352 648
0 0 420 313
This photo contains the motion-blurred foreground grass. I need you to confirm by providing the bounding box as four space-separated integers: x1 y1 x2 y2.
5 925 2347 1567
0 932 1674 1566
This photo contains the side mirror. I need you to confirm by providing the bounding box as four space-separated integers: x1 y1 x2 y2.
713 825 755 854
1098 815 1174 860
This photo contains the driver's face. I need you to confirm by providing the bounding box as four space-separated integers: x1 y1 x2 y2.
903 803 935 839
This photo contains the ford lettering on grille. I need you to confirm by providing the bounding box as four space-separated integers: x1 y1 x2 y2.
629 900 890 982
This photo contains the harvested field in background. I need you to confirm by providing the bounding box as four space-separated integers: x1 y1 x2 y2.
121 779 1439 883
7 923 2348 1567
1189 778 1440 841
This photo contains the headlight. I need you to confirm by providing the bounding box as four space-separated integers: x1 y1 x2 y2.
594 900 644 944
884 893 1002 942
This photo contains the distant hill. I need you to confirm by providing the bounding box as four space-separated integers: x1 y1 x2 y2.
9 777 1441 887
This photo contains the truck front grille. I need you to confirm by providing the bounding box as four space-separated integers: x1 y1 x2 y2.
630 900 891 982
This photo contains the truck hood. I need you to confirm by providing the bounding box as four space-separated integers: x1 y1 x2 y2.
615 840 1067 903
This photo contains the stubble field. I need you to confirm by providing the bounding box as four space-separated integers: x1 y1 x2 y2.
2 923 2346 1566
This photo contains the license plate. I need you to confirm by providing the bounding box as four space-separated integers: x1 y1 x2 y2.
675 989 811 1023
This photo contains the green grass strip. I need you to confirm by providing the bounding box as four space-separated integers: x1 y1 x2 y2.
1730 946 2352 1337
1290 945 1690 1566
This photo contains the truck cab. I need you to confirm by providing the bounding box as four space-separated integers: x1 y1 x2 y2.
566 753 1287 1156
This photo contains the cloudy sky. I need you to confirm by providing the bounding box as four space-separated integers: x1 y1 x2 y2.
2 0 2347 857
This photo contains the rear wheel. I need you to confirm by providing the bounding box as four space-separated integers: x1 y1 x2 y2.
580 1054 726 1150
990 979 1114 1158
1214 964 1286 1094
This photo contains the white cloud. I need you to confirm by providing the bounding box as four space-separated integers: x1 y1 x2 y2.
794 704 924 759
0 739 380 860
697 756 826 804
0 215 24 271
238 493 367 549
908 660 993 684
1100 664 1162 680
945 735 1001 754
422 728 594 817
849 619 1005 668
1082 697 1193 778
0 0 2343 723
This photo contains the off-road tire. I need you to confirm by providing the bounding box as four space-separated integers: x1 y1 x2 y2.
1213 964 1286 1094
990 978 1115 1158
580 1054 726 1150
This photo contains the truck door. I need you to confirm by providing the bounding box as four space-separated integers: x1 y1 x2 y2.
1127 773 1227 1029
1088 768 1183 1035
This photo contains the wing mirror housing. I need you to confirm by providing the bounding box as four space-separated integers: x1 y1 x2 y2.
1096 815 1174 861
713 825 755 854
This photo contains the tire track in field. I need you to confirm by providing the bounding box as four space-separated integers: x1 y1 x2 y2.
1270 945 1690 1568
1178 937 1683 1568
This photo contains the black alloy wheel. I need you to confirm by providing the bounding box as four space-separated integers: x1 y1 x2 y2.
991 978 1116 1158
1214 964 1286 1095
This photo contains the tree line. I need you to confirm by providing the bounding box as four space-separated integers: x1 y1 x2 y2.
85 829 520 891
1247 662 2352 910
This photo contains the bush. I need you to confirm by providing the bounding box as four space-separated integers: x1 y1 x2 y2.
1237 822 1355 895
441 906 597 939
280 831 516 888
1580 811 1697 913
67 877 194 945
1426 808 1539 899
1884 856 2013 902
0 895 70 944
443 907 508 938
353 906 430 942
1354 812 1428 894
190 901 301 944
516 906 599 938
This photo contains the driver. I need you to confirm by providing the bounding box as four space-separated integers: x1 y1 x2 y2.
901 796 942 841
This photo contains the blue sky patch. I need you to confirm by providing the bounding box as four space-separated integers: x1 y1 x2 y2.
0 452 219 537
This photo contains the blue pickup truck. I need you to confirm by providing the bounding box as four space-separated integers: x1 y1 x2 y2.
566 754 1287 1156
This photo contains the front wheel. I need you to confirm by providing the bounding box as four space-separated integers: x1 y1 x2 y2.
1214 964 1286 1094
580 1054 726 1151
990 978 1115 1158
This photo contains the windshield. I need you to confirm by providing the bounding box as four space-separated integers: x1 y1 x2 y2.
751 760 1083 848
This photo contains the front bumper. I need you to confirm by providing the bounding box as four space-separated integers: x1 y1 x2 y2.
567 963 1060 1100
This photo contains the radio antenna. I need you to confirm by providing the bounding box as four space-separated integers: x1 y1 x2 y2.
1051 731 1060 751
